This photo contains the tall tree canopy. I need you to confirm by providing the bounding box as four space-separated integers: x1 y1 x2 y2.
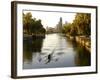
62 13 91 36
23 12 46 35
73 13 91 36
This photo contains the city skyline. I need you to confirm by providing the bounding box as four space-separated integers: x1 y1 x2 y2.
23 11 76 29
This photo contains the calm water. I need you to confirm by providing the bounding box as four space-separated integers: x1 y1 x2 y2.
23 34 90 69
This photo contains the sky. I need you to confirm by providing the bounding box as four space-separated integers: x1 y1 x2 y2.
23 10 76 29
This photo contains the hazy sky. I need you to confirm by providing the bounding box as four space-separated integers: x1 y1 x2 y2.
23 11 76 28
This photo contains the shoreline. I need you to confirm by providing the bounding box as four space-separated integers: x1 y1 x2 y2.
66 34 91 52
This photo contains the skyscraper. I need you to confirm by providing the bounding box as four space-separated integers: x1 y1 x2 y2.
56 17 63 33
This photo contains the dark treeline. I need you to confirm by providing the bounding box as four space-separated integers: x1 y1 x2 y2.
62 13 91 37
23 12 46 36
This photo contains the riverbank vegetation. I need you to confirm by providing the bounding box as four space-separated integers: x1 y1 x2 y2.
62 13 91 36
62 13 91 52
23 12 46 38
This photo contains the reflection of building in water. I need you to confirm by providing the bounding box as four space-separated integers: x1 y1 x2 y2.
56 17 63 33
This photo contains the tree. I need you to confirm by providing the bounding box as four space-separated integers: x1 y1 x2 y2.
23 12 46 36
23 12 32 34
62 13 91 37
62 23 71 34
70 23 77 36
73 13 91 36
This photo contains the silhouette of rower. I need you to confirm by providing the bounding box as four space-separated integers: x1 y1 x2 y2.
45 48 56 64
45 54 52 64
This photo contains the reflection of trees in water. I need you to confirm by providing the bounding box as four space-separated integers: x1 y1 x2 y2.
23 38 44 63
32 38 44 52
65 37 90 66
75 46 91 66
72 40 91 66
65 37 73 48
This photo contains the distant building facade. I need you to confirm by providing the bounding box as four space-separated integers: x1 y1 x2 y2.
56 17 63 33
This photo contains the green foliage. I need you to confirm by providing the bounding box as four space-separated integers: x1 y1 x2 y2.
73 13 91 36
70 24 77 36
62 13 91 36
23 12 46 35
62 23 71 34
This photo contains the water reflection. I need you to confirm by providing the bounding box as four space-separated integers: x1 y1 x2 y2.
23 38 44 64
74 44 91 66
66 38 91 66
23 34 90 69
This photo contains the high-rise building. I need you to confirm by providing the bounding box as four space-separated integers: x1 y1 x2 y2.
56 17 63 33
